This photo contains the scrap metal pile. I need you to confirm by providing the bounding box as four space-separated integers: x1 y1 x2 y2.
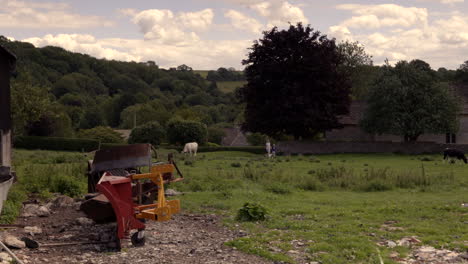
81 144 183 248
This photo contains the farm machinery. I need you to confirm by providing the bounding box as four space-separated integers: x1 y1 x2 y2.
81 144 184 248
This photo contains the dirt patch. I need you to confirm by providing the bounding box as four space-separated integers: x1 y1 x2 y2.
1 197 273 264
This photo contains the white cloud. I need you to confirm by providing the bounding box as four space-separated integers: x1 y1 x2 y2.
226 0 308 28
417 0 464 4
0 0 113 29
23 34 140 62
129 8 213 45
22 34 251 70
330 4 468 69
336 4 428 29
225 10 264 34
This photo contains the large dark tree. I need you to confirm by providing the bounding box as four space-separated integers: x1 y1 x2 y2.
239 23 351 139
361 60 460 142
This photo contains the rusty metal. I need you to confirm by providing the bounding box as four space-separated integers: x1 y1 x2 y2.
83 144 184 248
87 144 151 192
90 144 151 173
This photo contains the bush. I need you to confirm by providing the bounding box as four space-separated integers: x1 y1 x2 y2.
231 162 242 168
246 132 267 146
299 177 325 191
76 126 124 143
14 136 100 152
52 175 85 197
236 202 268 222
128 121 165 146
166 119 207 145
207 127 226 145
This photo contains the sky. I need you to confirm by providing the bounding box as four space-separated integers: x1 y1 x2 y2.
2 0 468 70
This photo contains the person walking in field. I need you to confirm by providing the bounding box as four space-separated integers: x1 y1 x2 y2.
265 140 271 157
271 144 276 158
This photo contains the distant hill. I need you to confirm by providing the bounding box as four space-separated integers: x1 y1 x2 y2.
0 36 240 137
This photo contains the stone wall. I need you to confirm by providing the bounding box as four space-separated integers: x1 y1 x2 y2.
277 141 466 155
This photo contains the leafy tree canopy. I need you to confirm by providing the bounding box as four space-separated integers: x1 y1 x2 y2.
361 60 461 142
239 23 351 139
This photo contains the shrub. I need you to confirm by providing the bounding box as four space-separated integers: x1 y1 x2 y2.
236 202 268 222
231 162 242 168
246 132 267 146
265 183 292 194
207 127 226 145
166 119 207 145
299 177 325 191
76 126 124 143
52 175 85 197
128 121 165 146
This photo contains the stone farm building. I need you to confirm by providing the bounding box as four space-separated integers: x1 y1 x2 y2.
325 86 468 144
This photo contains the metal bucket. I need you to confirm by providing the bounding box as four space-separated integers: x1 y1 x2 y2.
0 172 13 214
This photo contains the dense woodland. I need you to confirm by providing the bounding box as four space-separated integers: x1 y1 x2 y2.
3 33 468 144
0 36 240 141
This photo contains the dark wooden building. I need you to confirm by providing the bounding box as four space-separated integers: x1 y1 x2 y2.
0 45 16 175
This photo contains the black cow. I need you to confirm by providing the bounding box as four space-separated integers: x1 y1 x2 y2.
443 148 467 164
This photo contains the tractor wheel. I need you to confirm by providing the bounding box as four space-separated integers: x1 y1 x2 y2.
131 231 146 247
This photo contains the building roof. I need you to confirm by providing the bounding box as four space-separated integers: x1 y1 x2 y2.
0 45 16 62
338 100 367 125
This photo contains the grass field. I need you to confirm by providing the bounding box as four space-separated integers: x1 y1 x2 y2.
5 149 468 263
193 70 246 93
217 81 247 93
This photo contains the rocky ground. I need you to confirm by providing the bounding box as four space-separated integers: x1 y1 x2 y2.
0 195 272 264
0 195 466 264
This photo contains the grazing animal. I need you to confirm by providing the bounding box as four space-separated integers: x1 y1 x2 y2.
182 142 198 156
443 148 467 164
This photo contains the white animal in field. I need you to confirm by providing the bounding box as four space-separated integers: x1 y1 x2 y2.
182 142 198 156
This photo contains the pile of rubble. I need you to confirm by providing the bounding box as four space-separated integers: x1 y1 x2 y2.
379 236 468 263
0 195 273 264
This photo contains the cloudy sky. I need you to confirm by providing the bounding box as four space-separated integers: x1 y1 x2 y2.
2 0 468 69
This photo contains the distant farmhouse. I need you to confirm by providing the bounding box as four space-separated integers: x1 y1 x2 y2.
326 86 468 144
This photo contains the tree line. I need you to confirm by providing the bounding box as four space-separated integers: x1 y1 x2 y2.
239 23 468 142
0 36 239 144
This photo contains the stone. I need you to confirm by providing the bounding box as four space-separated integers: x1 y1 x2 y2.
0 252 12 263
22 204 39 217
4 235 26 249
24 226 42 235
386 241 397 248
397 236 421 247
76 217 94 226
37 206 51 217
52 195 75 208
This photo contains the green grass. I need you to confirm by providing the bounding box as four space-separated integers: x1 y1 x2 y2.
0 149 90 223
3 150 467 263
217 81 247 93
169 152 468 264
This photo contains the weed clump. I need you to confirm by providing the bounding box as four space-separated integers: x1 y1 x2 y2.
298 177 325 191
419 157 434 162
265 183 292 195
231 162 242 168
236 202 268 222
184 160 194 166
